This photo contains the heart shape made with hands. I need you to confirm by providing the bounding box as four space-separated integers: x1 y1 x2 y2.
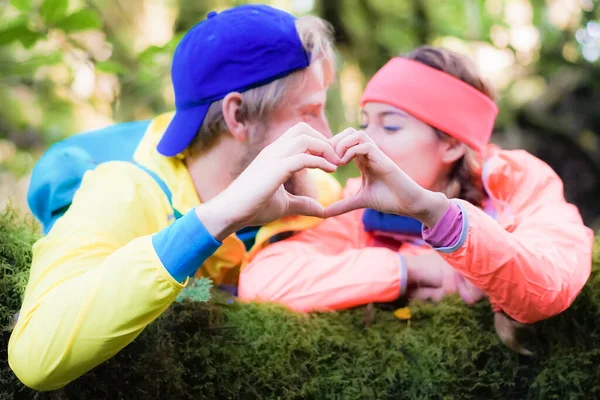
230 123 448 233
194 124 447 243
314 128 444 226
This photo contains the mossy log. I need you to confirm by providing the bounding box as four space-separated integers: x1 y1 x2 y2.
1 209 599 400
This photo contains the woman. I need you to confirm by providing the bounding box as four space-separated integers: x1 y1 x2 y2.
238 47 593 349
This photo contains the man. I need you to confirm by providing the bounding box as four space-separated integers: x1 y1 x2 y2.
9 4 340 391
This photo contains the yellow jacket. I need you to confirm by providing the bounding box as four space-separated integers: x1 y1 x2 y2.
8 112 341 390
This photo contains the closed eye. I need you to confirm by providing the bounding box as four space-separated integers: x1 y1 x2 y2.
384 126 402 132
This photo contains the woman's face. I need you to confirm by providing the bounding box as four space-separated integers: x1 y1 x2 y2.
360 102 458 191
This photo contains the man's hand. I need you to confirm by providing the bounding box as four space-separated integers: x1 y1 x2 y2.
284 169 318 200
195 123 341 241
324 129 449 228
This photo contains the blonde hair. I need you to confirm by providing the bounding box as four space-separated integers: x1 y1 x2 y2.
402 46 496 209
189 16 335 152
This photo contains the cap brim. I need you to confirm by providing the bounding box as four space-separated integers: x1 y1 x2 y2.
157 104 210 157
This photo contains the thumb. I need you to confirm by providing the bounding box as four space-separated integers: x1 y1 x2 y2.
456 274 486 305
286 194 325 218
324 193 366 218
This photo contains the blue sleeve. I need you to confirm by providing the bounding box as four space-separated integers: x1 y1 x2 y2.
152 210 222 282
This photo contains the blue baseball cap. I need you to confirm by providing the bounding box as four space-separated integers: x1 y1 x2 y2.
157 4 310 157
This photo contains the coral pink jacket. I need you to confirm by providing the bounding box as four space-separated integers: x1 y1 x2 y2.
239 145 594 324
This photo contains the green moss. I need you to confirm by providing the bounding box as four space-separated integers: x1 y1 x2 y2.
0 208 39 400
176 277 213 304
0 208 37 326
1 208 599 399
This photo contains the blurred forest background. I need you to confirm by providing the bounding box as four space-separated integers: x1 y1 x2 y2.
1 0 600 229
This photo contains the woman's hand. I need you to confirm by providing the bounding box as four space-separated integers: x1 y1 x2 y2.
325 129 449 228
404 253 486 305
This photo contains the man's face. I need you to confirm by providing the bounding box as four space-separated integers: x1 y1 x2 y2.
262 63 333 146
235 62 334 187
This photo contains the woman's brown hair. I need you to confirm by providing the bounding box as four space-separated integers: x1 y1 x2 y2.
402 47 535 356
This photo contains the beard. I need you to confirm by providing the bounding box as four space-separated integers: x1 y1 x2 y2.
231 123 317 200
231 123 267 180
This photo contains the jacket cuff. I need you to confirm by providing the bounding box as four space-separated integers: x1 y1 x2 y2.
398 254 408 297
424 200 470 254
152 210 222 282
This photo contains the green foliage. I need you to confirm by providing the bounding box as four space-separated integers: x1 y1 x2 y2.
5 53 62 77
40 0 69 25
95 60 128 75
55 9 102 33
0 208 599 399
0 0 105 159
10 0 33 13
0 149 37 178
0 17 42 48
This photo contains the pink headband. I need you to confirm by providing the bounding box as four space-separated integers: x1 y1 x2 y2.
360 57 498 153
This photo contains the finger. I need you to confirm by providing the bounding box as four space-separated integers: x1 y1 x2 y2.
267 123 332 159
286 135 342 165
335 131 374 159
410 287 445 303
285 122 331 142
456 274 486 305
329 127 358 149
324 194 366 218
285 154 338 175
285 194 325 218
340 142 378 165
